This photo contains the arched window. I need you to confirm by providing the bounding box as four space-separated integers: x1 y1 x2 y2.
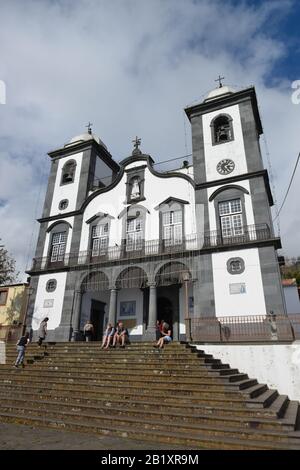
211 114 234 145
46 221 71 265
61 160 76 185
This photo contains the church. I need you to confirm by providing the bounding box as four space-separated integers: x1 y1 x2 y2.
26 84 285 342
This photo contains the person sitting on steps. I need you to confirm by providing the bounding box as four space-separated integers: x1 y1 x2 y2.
154 322 172 349
112 321 129 348
100 323 115 349
83 320 94 342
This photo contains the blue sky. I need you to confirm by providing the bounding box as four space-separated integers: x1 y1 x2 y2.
0 0 299 277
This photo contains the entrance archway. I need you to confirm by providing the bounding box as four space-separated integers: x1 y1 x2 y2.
155 262 192 340
80 271 109 340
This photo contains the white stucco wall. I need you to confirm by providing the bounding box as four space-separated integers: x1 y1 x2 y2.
212 248 267 316
32 272 67 331
202 104 248 182
50 152 83 216
196 342 300 401
79 158 196 253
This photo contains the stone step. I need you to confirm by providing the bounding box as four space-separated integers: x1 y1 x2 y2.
5 351 216 363
0 392 280 419
0 372 258 392
266 394 289 417
0 362 239 376
0 399 293 432
0 380 261 402
0 406 299 447
0 368 247 384
0 383 255 408
1 411 293 450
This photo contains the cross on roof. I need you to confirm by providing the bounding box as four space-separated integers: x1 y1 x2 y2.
132 136 141 151
86 122 93 134
215 75 225 88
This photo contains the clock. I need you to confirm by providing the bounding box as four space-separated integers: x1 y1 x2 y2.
216 159 235 175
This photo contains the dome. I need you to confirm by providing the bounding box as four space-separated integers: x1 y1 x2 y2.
204 85 235 102
64 132 107 150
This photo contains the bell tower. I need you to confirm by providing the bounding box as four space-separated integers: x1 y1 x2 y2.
185 84 285 317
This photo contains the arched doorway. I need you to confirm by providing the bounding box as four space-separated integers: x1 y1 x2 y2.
155 262 191 340
81 271 109 341
115 266 148 337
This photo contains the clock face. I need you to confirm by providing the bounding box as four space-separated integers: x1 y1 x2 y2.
216 159 235 175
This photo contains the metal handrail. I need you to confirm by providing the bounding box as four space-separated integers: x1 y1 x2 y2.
30 224 272 271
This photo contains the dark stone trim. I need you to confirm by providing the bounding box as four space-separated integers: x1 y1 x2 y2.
38 210 79 224
41 159 58 218
125 165 147 173
209 184 249 202
154 197 190 210
226 257 245 275
86 212 114 224
185 86 263 135
196 169 273 206
46 220 72 233
258 246 286 315
119 154 154 167
118 204 150 220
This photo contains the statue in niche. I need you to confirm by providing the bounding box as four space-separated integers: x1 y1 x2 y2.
130 177 140 200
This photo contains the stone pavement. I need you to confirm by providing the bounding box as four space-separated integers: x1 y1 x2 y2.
0 423 191 450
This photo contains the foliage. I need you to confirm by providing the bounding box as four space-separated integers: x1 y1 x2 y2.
0 240 19 285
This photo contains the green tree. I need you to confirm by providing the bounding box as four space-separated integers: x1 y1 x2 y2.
0 240 19 285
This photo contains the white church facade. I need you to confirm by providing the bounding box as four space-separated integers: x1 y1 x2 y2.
26 85 285 341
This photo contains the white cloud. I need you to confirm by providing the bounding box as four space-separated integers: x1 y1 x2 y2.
0 0 299 278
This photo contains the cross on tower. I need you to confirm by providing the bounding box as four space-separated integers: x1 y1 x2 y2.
132 136 141 151
86 122 93 134
215 75 225 88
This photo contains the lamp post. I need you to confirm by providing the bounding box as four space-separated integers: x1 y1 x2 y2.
22 285 34 336
182 272 191 342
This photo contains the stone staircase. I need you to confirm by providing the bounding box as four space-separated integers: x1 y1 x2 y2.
0 341 300 449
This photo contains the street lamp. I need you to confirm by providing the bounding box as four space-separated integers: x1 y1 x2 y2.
182 271 192 342
22 285 34 336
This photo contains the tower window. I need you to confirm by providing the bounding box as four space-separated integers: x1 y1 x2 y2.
211 114 234 145
219 199 243 237
50 231 67 262
61 160 76 185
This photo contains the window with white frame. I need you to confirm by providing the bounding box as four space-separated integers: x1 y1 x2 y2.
126 217 143 251
91 223 109 256
162 210 183 246
50 231 67 262
219 199 243 237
